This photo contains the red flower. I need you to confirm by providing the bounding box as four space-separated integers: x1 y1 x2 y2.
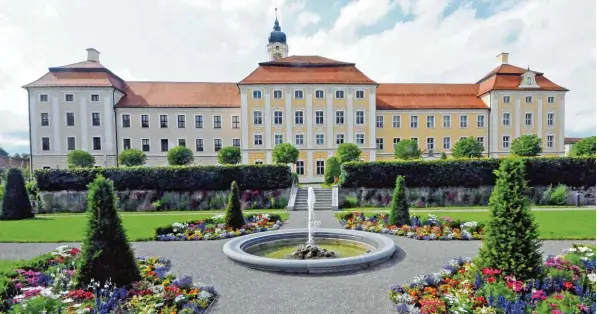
70 248 80 256
563 281 573 290
481 268 502 276
487 277 496 283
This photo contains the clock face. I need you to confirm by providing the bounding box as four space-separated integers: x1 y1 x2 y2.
275 45 280 50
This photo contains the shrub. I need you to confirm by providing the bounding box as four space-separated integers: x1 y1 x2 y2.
35 164 292 191
394 139 420 160
476 158 542 281
324 156 341 185
0 168 33 220
342 196 358 209
439 152 447 160
118 149 147 166
339 157 595 189
167 146 194 165
389 176 410 226
543 184 567 205
224 181 245 229
570 136 596 156
75 175 140 287
511 134 542 157
337 143 361 163
452 136 483 158
272 143 299 164
217 146 241 165
67 150 95 168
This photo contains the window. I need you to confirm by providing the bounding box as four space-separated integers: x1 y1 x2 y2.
178 139 186 147
294 90 304 99
316 160 325 175
195 139 203 152
356 90 365 99
443 137 451 149
254 134 263 146
426 137 434 151
42 137 50 151
160 139 168 152
159 114 168 128
213 115 222 128
547 135 555 148
255 160 263 165
393 138 401 147
92 113 101 126
443 115 451 128
336 134 344 145
459 115 468 128
273 90 282 99
274 134 284 146
502 136 510 148
376 138 384 150
65 94 74 102
525 113 533 126
296 160 305 175
233 139 240 147
141 115 149 128
316 134 325 145
274 111 283 125
315 111 324 125
477 115 485 128
253 111 263 125
336 111 345 124
93 137 101 150
525 96 533 103
547 113 555 126
356 134 365 145
294 111 304 125
356 111 365 124
67 137 76 151
426 116 435 128
39 94 48 102
335 90 344 99
91 94 100 102
295 134 304 146
547 96 555 103
175 115 184 128
232 116 240 128
410 116 418 128
477 137 484 146
123 138 131 150
315 90 325 99
195 115 203 128
142 139 150 152
41 113 49 126
376 115 384 128
42 166 51 170
392 115 400 128
121 114 130 128
252 90 262 99
214 139 222 152
502 112 511 126
503 96 511 103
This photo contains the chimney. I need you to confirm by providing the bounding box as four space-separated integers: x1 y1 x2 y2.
496 52 509 65
86 48 100 63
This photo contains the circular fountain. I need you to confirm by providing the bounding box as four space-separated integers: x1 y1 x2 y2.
223 188 396 274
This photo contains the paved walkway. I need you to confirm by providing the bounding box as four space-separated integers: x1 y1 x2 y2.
282 210 342 229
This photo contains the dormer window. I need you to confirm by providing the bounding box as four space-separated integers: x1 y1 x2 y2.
518 69 540 88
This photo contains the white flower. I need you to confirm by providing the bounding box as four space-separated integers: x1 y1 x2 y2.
588 273 596 283
63 298 74 303
174 295 186 304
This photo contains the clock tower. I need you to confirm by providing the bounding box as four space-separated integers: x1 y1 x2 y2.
267 9 288 61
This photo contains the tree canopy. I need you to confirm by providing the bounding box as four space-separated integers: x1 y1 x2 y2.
511 134 542 157
272 143 299 164
452 137 484 158
394 139 421 160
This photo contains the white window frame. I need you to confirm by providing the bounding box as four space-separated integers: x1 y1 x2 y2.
547 112 555 126
65 112 75 127
459 115 468 128
160 138 169 152
253 110 263 125
65 93 74 102
410 115 418 128
92 136 102 151
294 133 305 146
393 137 401 148
355 133 365 146
392 115 400 128
294 90 304 99
335 110 345 125
547 96 555 103
355 90 365 99
524 112 533 126
355 110 365 125
140 114 150 128
142 138 151 152
232 138 241 147
90 94 100 102
294 110 304 125
252 90 262 99
426 137 435 151
41 137 51 151
122 138 131 150
546 134 555 148
315 133 325 146
335 133 345 145
477 115 485 128
194 138 203 152
39 94 48 102
335 90 345 99
503 96 511 103
315 110 324 125
66 136 76 151
274 133 284 146
231 115 240 129
177 138 187 147
502 112 511 126
177 114 186 128
315 90 325 99
295 160 305 175
376 138 384 150
121 113 130 128
376 115 384 128
443 115 451 128
194 114 203 128
426 115 435 128
159 114 168 128
502 135 510 149
273 89 283 99
525 96 533 103
316 159 325 175
253 133 263 146
213 115 222 129
443 137 451 150
91 112 101 127
213 138 222 152
273 110 283 125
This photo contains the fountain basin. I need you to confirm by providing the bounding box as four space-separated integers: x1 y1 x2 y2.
223 228 396 274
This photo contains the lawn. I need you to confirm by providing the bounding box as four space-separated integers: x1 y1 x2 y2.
340 205 578 211
335 210 596 240
0 212 289 243
0 259 20 273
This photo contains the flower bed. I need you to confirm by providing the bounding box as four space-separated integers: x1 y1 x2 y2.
0 245 218 313
389 244 596 313
155 213 283 241
339 212 484 240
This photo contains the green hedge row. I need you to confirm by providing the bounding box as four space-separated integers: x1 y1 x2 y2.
339 157 596 188
35 165 293 191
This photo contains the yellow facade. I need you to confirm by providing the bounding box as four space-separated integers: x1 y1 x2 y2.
248 152 266 164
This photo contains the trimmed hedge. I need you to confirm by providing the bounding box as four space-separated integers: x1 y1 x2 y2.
35 165 292 192
339 157 596 188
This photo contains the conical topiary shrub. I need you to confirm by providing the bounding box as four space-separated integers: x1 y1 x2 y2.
224 181 245 229
389 175 410 226
0 168 33 220
476 158 542 281
75 175 140 287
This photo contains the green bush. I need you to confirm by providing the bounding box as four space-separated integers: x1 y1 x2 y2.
452 136 483 158
511 134 542 157
167 146 194 165
570 136 596 157
337 143 362 163
394 139 421 160
389 176 410 226
35 164 292 191
67 150 95 168
118 149 147 166
324 156 342 185
75 175 140 287
342 196 359 209
543 184 567 205
0 168 33 220
224 181 245 229
439 152 447 160
217 146 241 164
339 157 595 189
8 296 62 314
272 143 299 164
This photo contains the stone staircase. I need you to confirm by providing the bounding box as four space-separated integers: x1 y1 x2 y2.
293 188 333 211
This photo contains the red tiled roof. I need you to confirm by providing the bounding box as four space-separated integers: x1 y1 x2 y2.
116 82 239 108
376 83 488 110
477 64 568 96
260 55 354 66
22 72 115 88
565 137 583 144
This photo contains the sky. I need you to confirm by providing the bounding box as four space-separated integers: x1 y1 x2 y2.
0 0 595 154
